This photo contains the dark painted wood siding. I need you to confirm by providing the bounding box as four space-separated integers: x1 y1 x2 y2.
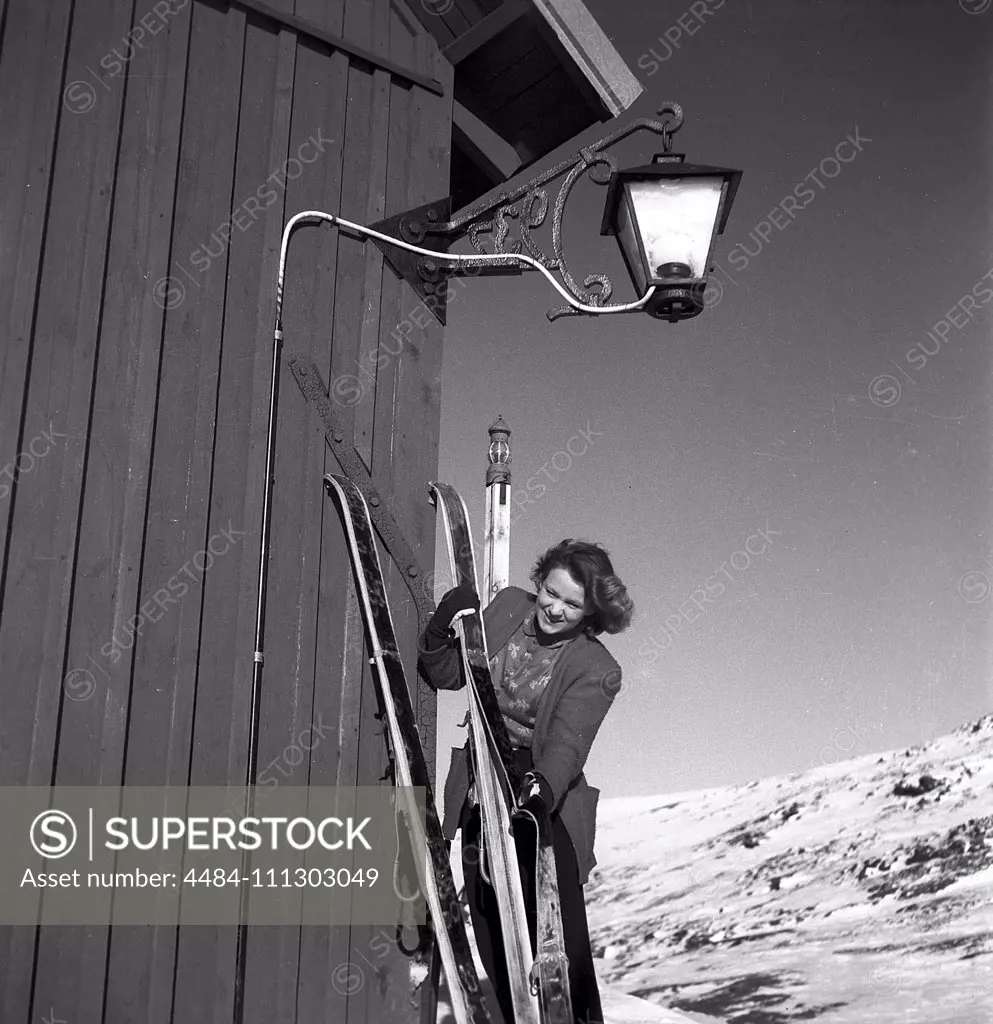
0 1 452 1021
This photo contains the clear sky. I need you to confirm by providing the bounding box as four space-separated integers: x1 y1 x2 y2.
430 0 992 799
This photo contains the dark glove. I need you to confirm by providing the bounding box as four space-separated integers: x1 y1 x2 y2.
513 770 554 820
422 584 480 650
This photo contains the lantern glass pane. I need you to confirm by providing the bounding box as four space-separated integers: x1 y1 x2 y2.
626 176 724 280
616 190 648 294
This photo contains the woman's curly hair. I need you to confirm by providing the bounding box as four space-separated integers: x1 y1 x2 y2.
529 539 634 636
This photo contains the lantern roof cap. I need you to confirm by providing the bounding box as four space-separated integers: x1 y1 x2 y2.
488 415 511 435
600 154 743 238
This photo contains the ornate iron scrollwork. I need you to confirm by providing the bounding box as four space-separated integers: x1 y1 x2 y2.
369 103 685 322
455 103 682 320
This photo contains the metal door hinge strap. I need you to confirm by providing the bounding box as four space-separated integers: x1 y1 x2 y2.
289 357 434 634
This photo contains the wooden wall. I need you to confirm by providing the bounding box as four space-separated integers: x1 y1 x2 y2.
0 0 452 1021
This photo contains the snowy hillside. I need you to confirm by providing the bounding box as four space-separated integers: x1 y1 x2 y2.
587 716 993 1024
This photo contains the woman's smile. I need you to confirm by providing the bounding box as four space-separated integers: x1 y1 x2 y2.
537 606 563 630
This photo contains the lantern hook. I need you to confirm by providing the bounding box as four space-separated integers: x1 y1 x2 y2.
658 102 683 153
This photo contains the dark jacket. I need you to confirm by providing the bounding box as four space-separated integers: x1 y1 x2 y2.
417 586 622 884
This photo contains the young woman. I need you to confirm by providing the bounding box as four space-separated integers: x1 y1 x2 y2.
418 539 634 1024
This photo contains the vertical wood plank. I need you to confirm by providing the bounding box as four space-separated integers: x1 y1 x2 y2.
379 16 454 1020
367 13 423 1023
284 4 358 1024
0 0 72 625
174 7 296 1024
0 5 103 1021
27 1 194 1022
378 0 419 698
404 33 456 1023
103 3 247 1023
237 0 352 1016
341 0 418 1017
325 37 386 992
390 2 454 787
350 74 392 472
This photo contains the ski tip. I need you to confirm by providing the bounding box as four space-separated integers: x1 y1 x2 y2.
324 474 350 498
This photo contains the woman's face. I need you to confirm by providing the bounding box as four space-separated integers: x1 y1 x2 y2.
536 566 588 635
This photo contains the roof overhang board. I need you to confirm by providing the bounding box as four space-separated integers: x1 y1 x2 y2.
402 0 645 205
453 101 523 183
528 0 642 117
443 0 530 66
443 0 642 120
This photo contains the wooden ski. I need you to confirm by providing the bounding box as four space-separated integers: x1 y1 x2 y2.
517 803 574 1024
324 474 491 1024
430 481 572 1024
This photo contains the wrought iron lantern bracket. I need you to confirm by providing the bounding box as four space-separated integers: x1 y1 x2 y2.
368 103 688 325
367 197 457 322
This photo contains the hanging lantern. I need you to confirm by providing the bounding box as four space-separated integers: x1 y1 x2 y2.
601 152 742 322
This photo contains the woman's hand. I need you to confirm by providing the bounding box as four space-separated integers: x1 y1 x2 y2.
512 770 555 843
422 585 480 650
514 770 554 816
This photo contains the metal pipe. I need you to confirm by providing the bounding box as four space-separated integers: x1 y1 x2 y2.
267 210 658 316
232 211 305 1024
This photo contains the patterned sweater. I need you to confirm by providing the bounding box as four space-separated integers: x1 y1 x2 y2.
418 586 622 883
